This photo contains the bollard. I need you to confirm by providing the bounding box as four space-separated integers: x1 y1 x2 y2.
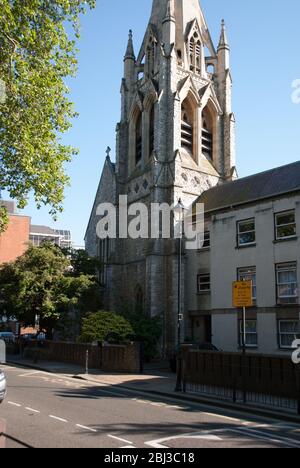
85 349 89 375
0 340 6 365
175 357 183 392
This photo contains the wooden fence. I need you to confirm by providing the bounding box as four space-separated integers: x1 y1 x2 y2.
23 340 141 373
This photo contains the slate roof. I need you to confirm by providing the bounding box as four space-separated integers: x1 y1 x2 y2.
30 225 58 236
197 161 300 213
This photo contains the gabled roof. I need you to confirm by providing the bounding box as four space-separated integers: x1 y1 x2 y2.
197 161 300 213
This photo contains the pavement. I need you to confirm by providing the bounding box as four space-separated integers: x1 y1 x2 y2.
1 362 300 448
4 356 300 424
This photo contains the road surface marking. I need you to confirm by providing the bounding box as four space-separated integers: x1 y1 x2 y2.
228 428 300 448
166 405 183 409
8 401 21 407
18 371 40 377
49 415 68 423
108 435 133 445
202 412 244 423
25 407 40 414
150 402 166 407
76 424 97 433
145 432 222 448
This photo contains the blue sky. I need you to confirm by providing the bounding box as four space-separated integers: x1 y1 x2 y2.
8 0 300 246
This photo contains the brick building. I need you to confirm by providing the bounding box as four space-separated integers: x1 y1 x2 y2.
0 201 31 264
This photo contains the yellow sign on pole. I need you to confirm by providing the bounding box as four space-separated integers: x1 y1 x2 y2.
233 281 253 308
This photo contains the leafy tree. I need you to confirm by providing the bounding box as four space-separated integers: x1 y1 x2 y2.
123 309 163 361
0 206 8 233
64 248 102 277
0 243 101 337
0 0 96 223
79 311 134 344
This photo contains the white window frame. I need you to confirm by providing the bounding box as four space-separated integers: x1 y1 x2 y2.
278 320 300 349
275 210 296 241
197 274 211 293
238 267 257 302
198 231 210 250
237 219 256 247
239 320 258 348
276 263 298 304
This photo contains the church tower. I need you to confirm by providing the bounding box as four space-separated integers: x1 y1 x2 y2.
85 0 237 355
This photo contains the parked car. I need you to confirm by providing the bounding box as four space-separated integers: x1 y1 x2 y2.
170 342 219 373
0 332 15 344
36 332 46 341
20 333 37 342
0 370 7 404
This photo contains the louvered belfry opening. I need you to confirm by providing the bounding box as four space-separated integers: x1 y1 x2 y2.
202 107 213 160
189 33 202 74
189 37 195 72
181 102 193 154
135 112 142 164
195 40 201 73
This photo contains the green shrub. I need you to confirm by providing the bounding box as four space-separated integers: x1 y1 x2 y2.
79 311 134 344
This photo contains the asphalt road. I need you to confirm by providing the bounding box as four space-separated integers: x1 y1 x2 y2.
0 364 300 449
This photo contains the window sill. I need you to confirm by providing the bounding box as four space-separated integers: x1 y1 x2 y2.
273 236 298 244
197 292 211 296
278 347 297 352
197 247 211 253
235 243 257 250
238 346 258 350
276 303 299 307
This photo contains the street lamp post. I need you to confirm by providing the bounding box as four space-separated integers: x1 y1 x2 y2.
174 198 186 392
174 198 186 346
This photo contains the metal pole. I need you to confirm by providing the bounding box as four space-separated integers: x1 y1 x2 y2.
242 306 247 403
243 306 246 356
178 235 182 347
175 224 183 392
85 350 89 375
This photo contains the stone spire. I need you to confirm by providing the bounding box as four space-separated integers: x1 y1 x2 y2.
217 19 230 71
162 0 176 46
218 19 229 51
163 0 175 24
148 0 215 57
124 29 135 61
150 0 207 34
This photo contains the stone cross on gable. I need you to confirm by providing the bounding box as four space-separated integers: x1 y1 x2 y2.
106 147 111 159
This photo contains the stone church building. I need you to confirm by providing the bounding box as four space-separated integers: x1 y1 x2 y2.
85 0 238 354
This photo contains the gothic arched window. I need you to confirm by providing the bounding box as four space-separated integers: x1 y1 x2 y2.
195 40 201 73
147 36 156 76
135 112 142 165
189 33 202 74
98 237 110 286
181 100 194 154
202 107 213 160
189 37 195 72
149 104 155 157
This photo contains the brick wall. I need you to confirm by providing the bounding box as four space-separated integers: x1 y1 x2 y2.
0 214 30 264
101 343 141 373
